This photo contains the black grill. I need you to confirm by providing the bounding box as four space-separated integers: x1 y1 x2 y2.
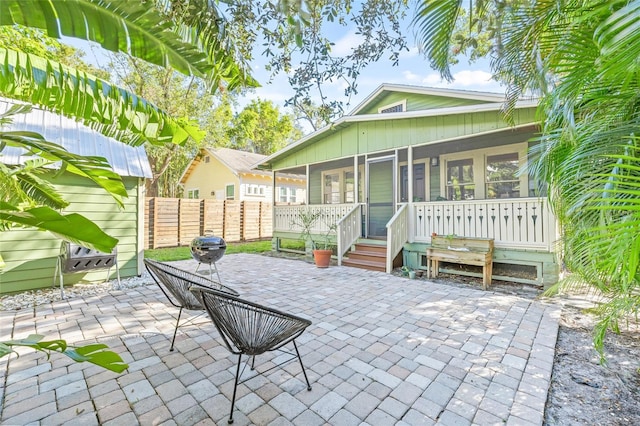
61 243 117 273
190 236 226 264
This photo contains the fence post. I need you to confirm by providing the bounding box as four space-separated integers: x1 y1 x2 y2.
151 197 158 249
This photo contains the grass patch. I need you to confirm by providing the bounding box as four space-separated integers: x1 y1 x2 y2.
279 238 306 251
145 240 273 262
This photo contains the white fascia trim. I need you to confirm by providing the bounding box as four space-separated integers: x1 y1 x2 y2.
348 83 509 116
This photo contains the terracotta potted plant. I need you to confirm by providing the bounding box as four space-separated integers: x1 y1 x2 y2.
294 209 336 268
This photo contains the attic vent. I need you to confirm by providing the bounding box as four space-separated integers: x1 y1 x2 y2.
204 156 210 163
378 100 406 114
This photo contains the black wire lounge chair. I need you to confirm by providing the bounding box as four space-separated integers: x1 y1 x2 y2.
144 259 238 351
190 286 313 424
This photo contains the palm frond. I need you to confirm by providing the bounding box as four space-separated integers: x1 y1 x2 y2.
411 0 463 81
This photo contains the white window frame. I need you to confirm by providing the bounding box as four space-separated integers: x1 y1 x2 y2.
321 166 356 204
187 188 200 199
440 143 528 200
378 99 407 114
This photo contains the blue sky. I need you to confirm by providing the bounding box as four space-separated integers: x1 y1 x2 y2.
63 13 503 131
244 28 503 117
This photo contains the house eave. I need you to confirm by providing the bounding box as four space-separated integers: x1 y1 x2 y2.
257 99 539 170
348 83 510 116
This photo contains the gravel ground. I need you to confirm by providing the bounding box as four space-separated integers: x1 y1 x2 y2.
1 256 639 425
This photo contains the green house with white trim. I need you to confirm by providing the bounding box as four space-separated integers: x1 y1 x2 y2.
0 101 152 294
258 84 560 287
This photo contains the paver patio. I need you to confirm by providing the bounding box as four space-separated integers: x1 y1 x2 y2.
0 254 560 425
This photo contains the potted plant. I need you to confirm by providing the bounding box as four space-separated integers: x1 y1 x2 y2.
293 209 337 268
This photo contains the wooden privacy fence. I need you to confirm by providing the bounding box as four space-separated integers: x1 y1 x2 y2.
144 198 272 249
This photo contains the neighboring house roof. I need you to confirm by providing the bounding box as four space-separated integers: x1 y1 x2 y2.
180 147 305 185
0 99 152 178
258 85 539 170
215 147 269 175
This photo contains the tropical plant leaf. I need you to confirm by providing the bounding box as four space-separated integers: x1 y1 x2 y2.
0 48 205 146
1 127 128 205
0 0 257 91
64 344 128 373
0 204 118 253
1 334 128 374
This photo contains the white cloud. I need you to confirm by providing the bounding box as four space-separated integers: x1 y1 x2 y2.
401 70 422 82
449 70 495 87
399 46 420 59
331 31 364 56
422 73 445 86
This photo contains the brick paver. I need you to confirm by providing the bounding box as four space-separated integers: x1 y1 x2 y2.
0 254 560 425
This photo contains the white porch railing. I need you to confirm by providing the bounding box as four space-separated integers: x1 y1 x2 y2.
337 204 364 265
386 203 409 273
274 204 355 235
412 198 557 251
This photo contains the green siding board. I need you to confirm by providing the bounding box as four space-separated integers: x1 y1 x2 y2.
0 174 142 294
358 92 487 115
269 107 538 172
342 126 358 155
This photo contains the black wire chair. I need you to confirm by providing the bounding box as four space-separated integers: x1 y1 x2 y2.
144 259 238 351
190 286 313 424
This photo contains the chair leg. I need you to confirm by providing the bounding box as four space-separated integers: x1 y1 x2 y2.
251 355 256 370
229 354 242 424
293 341 312 391
170 307 183 352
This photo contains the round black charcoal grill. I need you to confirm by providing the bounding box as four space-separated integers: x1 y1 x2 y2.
191 236 226 281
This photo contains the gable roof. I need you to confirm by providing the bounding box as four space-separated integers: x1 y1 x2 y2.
257 86 538 170
180 147 269 184
348 83 507 116
0 99 152 178
180 147 307 184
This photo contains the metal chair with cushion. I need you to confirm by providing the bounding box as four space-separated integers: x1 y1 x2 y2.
144 259 239 351
190 286 313 424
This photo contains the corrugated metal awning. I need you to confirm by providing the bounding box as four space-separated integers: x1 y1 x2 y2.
0 99 152 178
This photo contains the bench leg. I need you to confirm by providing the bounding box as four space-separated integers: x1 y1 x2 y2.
432 260 439 278
482 262 493 290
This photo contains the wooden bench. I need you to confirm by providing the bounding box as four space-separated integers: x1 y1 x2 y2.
426 236 494 290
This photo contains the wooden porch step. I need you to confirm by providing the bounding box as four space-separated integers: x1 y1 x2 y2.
352 242 387 255
342 242 387 272
342 257 386 272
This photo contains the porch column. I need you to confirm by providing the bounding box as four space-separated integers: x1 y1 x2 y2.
408 146 414 202
305 164 310 204
272 170 277 251
407 147 415 243
353 155 359 203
